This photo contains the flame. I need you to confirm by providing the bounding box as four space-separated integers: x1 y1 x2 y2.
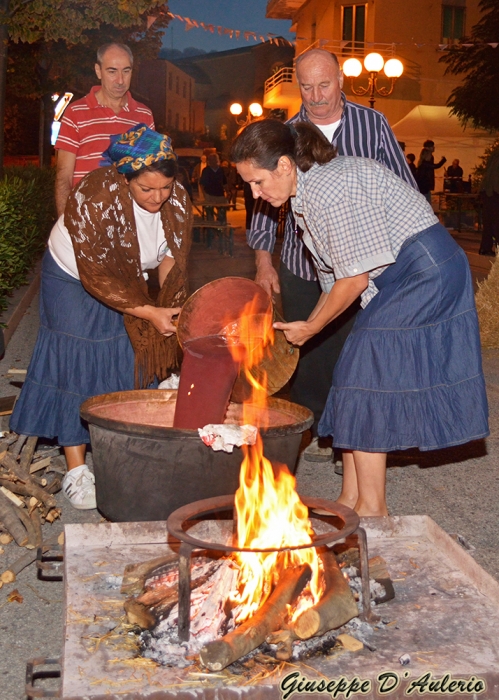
225 297 323 624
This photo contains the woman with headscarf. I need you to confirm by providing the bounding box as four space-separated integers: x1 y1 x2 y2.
231 119 488 517
11 125 192 510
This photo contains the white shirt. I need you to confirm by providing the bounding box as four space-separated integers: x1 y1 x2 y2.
48 200 172 280
315 119 341 143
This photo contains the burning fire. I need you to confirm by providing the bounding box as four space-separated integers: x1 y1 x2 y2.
225 298 324 624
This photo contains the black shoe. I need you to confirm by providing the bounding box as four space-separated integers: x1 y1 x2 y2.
479 249 495 256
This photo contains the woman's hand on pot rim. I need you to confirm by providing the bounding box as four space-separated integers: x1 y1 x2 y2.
273 320 315 347
149 306 182 336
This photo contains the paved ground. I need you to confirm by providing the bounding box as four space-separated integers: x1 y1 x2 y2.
0 210 497 699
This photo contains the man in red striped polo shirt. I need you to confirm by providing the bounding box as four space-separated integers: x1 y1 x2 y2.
55 43 155 216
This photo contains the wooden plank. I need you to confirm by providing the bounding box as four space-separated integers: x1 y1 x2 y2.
29 456 52 474
0 486 24 508
0 396 16 416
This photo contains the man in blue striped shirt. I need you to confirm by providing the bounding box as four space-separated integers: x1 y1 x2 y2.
248 49 416 461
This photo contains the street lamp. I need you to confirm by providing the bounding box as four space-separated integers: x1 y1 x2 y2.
229 101 263 127
342 53 404 109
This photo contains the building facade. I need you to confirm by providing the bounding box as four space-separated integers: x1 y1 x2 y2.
173 41 295 148
264 0 482 125
134 59 200 133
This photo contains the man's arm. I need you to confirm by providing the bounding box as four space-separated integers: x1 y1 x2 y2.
55 150 76 217
247 197 281 296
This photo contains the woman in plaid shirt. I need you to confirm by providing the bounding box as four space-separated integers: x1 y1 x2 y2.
232 119 488 518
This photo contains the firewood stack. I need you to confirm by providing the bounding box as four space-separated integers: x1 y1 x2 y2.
0 432 63 585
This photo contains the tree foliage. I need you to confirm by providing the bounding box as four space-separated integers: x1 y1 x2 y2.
7 20 169 102
6 0 167 44
440 0 499 131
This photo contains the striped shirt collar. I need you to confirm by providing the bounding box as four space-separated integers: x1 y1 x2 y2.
86 85 134 112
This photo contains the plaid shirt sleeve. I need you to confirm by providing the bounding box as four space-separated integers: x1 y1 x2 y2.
294 158 437 305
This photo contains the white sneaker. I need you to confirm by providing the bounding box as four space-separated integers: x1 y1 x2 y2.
62 465 97 510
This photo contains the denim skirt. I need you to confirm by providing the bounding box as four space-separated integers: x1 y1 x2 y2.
10 251 135 446
318 223 489 452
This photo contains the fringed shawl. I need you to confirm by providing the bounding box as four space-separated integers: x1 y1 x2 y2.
64 165 192 388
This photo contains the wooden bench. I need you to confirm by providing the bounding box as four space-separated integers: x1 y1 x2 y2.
192 221 234 256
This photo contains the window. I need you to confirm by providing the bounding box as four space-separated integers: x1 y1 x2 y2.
175 76 179 95
168 73 172 91
442 5 465 44
175 113 179 129
167 109 172 126
342 4 366 52
182 82 187 98
182 117 187 131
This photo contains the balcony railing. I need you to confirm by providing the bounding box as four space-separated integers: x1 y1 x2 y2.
264 66 295 93
265 40 398 95
296 39 397 59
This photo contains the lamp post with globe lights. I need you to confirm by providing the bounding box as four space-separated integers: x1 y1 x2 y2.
229 101 263 127
342 53 404 109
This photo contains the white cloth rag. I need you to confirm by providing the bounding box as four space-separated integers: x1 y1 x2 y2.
198 424 258 453
158 374 180 389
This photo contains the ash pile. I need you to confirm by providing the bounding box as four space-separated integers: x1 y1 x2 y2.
122 545 395 671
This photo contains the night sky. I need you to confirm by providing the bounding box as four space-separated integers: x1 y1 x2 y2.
164 0 294 54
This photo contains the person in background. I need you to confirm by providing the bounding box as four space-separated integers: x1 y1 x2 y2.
200 153 228 224
247 48 417 463
55 43 154 217
406 153 417 180
479 149 499 256
416 141 446 203
222 160 239 211
446 159 464 193
191 154 207 200
232 119 488 517
10 126 192 510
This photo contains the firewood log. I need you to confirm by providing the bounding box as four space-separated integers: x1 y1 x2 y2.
30 508 43 548
0 434 18 449
9 434 28 458
1 535 60 583
292 550 358 640
121 553 179 596
15 505 37 549
0 490 29 547
124 599 157 629
19 436 38 472
44 473 62 495
199 563 311 672
124 559 226 628
1 453 56 509
266 628 297 661
0 479 34 498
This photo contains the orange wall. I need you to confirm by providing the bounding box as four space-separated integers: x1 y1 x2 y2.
274 0 482 123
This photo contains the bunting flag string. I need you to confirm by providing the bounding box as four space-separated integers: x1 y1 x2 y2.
147 9 499 51
147 9 295 46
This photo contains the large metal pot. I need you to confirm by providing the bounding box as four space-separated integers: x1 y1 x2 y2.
81 390 313 522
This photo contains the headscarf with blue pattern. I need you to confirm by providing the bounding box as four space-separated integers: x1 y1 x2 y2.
100 123 176 174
